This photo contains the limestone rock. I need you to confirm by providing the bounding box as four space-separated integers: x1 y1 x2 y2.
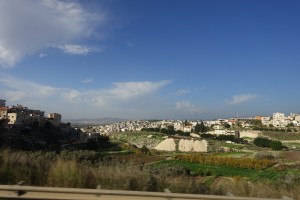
154 138 176 151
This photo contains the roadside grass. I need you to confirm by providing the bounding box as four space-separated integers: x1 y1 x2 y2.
250 169 287 182
154 160 258 178
1 149 299 199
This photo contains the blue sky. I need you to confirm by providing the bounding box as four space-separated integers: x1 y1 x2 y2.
0 0 300 120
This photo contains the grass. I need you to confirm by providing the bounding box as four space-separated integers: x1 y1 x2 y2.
250 169 287 182
262 131 300 141
282 142 300 150
219 142 245 150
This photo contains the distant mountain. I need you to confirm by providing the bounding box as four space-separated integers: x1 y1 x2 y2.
62 117 128 125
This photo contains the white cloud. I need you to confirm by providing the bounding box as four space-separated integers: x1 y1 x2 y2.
226 94 257 105
176 101 202 113
0 75 57 102
57 44 98 55
0 0 106 67
177 89 190 95
81 78 93 84
0 75 170 108
110 80 170 100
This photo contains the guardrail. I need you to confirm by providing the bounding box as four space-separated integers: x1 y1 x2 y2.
0 185 281 200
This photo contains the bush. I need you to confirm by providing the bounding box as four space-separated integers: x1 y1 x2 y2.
270 141 284 150
254 137 272 148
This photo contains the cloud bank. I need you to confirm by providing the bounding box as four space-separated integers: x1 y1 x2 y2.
0 75 170 109
0 0 105 67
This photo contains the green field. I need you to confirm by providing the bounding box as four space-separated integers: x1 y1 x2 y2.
262 131 300 140
154 160 258 177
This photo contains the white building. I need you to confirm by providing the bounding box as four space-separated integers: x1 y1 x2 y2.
272 112 287 127
173 121 183 131
47 113 62 124
261 116 271 126
7 112 24 125
0 107 8 120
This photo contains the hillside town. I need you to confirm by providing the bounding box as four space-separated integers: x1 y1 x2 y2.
1 99 300 137
81 112 300 135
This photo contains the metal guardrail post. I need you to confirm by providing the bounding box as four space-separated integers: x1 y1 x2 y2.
164 188 172 200
96 185 101 197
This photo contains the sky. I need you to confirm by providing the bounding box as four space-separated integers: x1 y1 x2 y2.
0 0 300 120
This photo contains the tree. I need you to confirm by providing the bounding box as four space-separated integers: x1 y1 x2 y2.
141 145 150 155
251 119 262 127
253 137 272 148
223 123 231 129
287 123 294 127
195 121 208 133
270 141 284 150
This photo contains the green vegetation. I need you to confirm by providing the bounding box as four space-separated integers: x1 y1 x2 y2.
262 131 300 141
155 160 257 177
194 121 210 133
0 148 299 199
253 137 285 150
199 133 247 144
175 154 275 170
141 127 190 136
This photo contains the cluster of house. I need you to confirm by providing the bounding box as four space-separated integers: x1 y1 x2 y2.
0 99 62 128
258 112 300 127
82 112 300 136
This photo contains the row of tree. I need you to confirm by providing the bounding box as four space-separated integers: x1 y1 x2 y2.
175 154 276 170
199 133 247 144
141 126 189 136
141 121 211 136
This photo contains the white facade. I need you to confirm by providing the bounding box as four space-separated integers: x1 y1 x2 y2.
261 116 271 126
0 108 8 119
183 126 192 132
173 121 183 131
295 115 300 123
7 113 24 125
272 112 287 127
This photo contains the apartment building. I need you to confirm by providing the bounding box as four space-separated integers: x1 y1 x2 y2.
272 112 288 127
7 105 45 127
0 107 8 120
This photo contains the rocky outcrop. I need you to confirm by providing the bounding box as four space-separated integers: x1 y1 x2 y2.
178 139 208 152
154 138 176 151
154 138 208 152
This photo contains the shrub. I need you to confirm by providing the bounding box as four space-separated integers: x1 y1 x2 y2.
270 141 284 150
